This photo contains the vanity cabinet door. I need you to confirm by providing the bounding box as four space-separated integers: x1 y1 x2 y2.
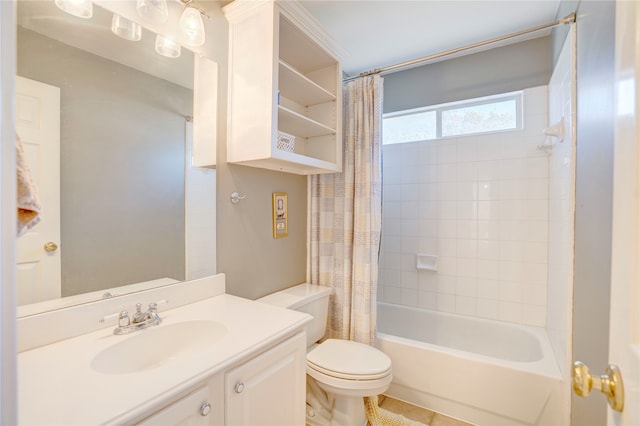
225 332 306 425
137 386 213 426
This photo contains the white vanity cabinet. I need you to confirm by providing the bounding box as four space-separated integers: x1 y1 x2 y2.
135 332 306 426
17 277 312 426
226 331 306 425
137 385 219 426
223 0 343 175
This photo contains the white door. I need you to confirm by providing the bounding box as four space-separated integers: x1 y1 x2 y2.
608 1 639 423
15 76 61 305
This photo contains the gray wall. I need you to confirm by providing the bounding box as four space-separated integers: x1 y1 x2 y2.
552 2 616 425
17 28 191 296
384 36 551 113
213 8 307 300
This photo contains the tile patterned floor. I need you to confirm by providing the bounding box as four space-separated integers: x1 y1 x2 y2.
378 396 474 426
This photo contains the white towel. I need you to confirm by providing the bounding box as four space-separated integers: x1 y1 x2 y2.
16 135 41 236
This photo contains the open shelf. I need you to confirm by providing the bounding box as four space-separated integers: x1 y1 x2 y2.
278 60 335 106
278 105 335 138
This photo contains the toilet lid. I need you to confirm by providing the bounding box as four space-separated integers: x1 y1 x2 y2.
307 339 392 380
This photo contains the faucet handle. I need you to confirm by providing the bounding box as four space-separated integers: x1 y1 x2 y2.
100 309 130 327
148 299 168 311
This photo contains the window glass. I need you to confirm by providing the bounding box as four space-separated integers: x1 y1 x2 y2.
382 110 436 144
441 99 518 137
382 92 522 145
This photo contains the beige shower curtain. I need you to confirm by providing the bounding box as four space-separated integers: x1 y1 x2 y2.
309 75 383 345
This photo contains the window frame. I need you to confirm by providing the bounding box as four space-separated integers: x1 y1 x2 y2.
383 91 524 144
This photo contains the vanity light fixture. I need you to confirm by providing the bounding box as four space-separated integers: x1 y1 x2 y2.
155 34 181 58
54 0 93 19
179 5 205 47
136 0 169 24
111 14 142 42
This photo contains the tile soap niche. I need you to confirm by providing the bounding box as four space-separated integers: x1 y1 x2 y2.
416 254 438 271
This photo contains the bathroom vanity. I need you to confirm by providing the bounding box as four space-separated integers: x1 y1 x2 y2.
17 274 310 425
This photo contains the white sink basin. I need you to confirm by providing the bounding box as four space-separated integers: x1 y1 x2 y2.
91 320 227 374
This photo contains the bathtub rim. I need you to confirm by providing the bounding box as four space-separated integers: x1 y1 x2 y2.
376 302 562 380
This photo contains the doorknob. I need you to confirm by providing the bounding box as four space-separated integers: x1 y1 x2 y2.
573 361 624 412
43 242 58 253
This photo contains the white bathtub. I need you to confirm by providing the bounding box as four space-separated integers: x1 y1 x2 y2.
376 303 567 426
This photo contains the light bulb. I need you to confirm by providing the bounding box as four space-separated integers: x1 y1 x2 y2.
136 0 168 24
155 35 181 58
179 7 205 47
54 0 93 19
111 14 142 42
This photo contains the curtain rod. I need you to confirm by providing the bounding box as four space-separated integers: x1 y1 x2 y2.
343 12 576 82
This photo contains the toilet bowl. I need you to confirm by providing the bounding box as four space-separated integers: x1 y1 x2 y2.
257 284 392 426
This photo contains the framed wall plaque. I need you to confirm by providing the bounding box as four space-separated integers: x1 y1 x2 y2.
272 192 288 238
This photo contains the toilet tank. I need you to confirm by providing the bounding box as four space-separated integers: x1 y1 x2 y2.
257 283 332 347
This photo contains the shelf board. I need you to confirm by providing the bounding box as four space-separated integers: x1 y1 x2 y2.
229 151 340 175
278 105 335 138
278 60 335 106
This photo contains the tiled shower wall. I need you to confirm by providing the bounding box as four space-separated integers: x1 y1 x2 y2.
379 86 549 327
547 27 575 378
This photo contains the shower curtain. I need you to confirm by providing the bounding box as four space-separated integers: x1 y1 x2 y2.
309 75 383 345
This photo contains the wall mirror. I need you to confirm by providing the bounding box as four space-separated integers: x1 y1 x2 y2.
16 0 217 317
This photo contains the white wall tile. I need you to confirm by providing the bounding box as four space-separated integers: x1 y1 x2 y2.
401 270 418 290
477 259 500 280
477 160 502 181
498 301 522 322
477 298 499 319
437 293 456 313
418 291 437 309
478 201 500 220
478 240 500 259
456 201 478 220
401 289 419 307
437 182 458 200
384 286 402 304
437 220 457 238
437 164 458 182
437 140 457 163
418 272 438 292
418 238 437 253
438 257 457 275
457 258 477 278
380 86 552 327
457 220 478 239
522 304 546 327
437 275 456 294
456 296 477 315
438 200 457 219
456 277 477 297
457 163 478 181
438 238 457 257
477 279 500 299
457 239 478 258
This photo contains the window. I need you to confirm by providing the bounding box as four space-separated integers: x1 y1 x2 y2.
383 92 523 145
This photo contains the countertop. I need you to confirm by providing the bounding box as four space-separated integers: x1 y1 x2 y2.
18 293 310 425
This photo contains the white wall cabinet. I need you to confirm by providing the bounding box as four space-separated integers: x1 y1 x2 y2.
223 0 343 175
135 332 306 426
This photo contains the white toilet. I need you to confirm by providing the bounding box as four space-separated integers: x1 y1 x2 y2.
258 283 392 426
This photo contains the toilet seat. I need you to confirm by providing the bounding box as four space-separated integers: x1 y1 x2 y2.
306 339 392 381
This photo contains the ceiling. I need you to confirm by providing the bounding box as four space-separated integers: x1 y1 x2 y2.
299 1 561 76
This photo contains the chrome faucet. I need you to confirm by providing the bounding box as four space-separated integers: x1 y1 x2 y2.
132 302 162 325
101 300 168 335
